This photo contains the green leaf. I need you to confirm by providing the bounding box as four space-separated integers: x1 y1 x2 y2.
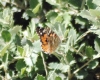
76 70 88 79
10 26 22 35
36 56 44 70
89 9 100 18
1 30 11 42
87 60 99 69
86 0 97 9
28 18 36 37
66 51 76 65
17 46 24 56
3 8 13 24
48 71 58 80
25 53 38 67
2 52 8 63
46 22 66 41
90 28 100 38
48 63 69 73
68 28 78 46
0 43 10 56
46 10 58 23
93 0 100 6
68 0 82 8
29 0 38 8
85 46 95 58
48 71 66 80
78 43 85 52
26 53 38 65
63 12 71 26
75 16 88 25
24 57 33 67
32 40 42 53
0 24 2 31
14 34 21 46
22 12 29 20
35 74 45 80
26 9 35 17
79 10 95 21
94 37 100 52
49 63 59 69
21 67 26 75
32 3 41 14
55 76 62 80
21 38 27 46
46 0 58 5
16 59 26 71
55 14 63 22
2 53 8 71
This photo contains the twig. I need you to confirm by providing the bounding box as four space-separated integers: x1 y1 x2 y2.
41 52 48 77
76 30 91 42
63 54 72 80
80 0 86 10
71 53 100 78
73 59 92 74
70 46 84 57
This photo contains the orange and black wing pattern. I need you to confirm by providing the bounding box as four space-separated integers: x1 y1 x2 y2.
36 27 61 54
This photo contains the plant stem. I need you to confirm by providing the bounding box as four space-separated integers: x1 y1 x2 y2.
41 52 48 77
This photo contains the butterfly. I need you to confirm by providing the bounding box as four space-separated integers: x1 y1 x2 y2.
36 27 61 54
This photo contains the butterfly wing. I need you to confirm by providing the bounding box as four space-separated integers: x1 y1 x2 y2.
36 27 61 54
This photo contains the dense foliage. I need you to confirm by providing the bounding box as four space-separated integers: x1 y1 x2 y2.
0 0 100 80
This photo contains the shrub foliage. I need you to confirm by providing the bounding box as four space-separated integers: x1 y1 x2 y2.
0 0 100 80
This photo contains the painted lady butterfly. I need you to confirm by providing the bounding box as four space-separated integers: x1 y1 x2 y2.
36 27 61 54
